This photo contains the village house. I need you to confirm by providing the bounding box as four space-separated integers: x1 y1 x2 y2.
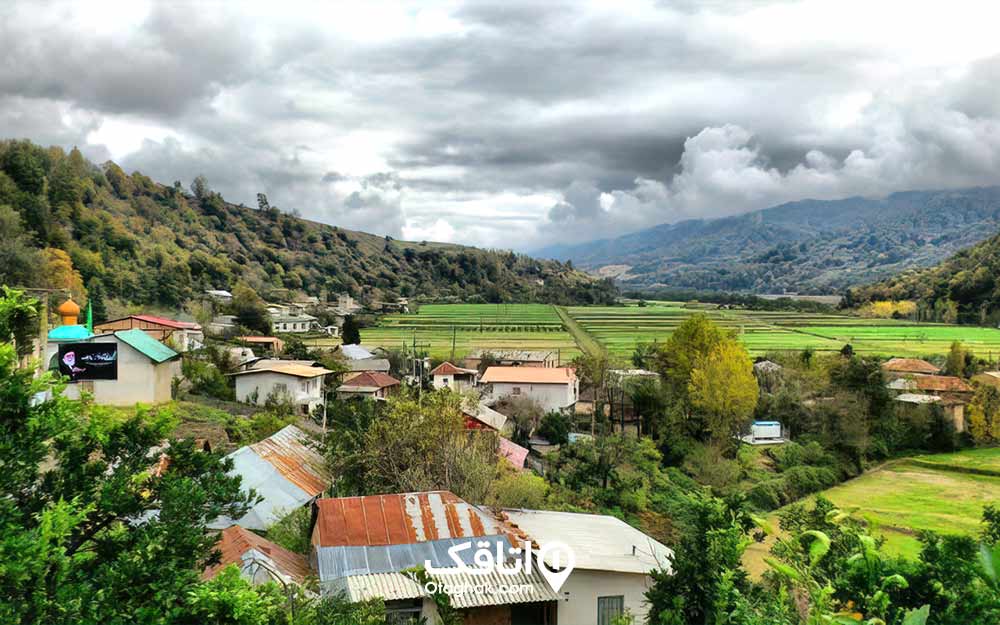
204 525 311 588
308 491 672 625
481 366 579 413
465 349 558 369
500 508 673 625
230 361 334 414
342 357 392 381
431 361 478 391
335 371 401 400
887 374 973 433
93 314 204 351
237 335 285 354
309 491 561 624
211 425 330 531
46 300 181 405
208 314 237 335
270 310 319 334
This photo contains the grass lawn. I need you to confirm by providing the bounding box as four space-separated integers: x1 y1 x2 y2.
744 448 1000 575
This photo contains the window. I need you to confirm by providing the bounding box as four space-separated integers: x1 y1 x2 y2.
598 596 624 625
512 386 521 395
385 599 422 624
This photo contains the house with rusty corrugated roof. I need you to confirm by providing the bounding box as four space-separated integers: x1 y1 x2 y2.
210 425 330 531
307 490 673 624
204 525 312 588
309 491 560 623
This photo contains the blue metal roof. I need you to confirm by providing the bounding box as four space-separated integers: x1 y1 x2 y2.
754 421 781 425
47 325 93 341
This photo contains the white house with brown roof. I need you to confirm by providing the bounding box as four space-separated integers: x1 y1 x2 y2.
480 366 579 413
230 362 334 414
430 361 478 391
881 358 941 378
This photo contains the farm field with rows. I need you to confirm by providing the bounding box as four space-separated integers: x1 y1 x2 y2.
566 302 1000 360
314 303 581 362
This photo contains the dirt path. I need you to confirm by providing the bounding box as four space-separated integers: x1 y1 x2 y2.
554 305 605 359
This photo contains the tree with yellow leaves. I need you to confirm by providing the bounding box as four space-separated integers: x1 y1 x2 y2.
689 339 759 445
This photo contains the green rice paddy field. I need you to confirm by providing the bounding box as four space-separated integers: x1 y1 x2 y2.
566 302 1000 360
314 301 1000 363
310 304 581 362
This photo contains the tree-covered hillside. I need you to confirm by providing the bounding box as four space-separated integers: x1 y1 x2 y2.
846 229 1000 325
0 139 616 311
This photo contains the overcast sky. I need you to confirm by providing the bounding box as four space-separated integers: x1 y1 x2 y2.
3 0 1000 251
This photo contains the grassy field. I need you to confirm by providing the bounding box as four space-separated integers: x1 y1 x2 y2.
744 448 1000 575
566 302 1000 360
308 303 580 362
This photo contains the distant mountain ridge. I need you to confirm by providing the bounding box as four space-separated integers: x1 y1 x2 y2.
536 187 1000 294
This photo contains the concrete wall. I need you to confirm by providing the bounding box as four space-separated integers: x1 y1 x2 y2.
46 336 179 405
490 381 577 413
235 371 324 413
433 374 475 392
555 569 655 625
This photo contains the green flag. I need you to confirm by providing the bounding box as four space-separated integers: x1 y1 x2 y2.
85 300 93 332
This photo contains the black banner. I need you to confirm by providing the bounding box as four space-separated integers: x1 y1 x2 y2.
57 343 118 381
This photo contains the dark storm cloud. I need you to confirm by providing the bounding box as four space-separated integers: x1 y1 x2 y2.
0 1 998 250
0 4 263 118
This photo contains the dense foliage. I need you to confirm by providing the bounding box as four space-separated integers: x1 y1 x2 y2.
0 139 616 311
847 229 1000 325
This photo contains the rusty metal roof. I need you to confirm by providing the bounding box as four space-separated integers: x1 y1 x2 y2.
213 425 330 531
882 358 941 374
204 525 310 584
248 425 330 496
312 491 502 547
888 374 972 393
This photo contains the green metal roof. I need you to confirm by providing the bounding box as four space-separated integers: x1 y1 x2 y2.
47 325 94 341
115 329 179 363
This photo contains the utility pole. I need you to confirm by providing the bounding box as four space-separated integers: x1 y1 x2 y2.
450 326 456 363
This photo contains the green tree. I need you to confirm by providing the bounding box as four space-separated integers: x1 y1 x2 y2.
231 282 271 335
0 323 254 623
688 340 758 445
0 205 43 289
0 286 39 357
324 389 499 502
341 315 361 345
945 340 967 376
652 314 727 403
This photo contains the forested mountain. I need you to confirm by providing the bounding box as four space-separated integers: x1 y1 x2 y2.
0 139 615 311
536 187 1000 294
846 228 1000 325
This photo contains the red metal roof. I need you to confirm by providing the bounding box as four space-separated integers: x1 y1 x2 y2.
430 362 476 376
339 371 400 389
203 525 310 583
112 314 202 330
312 491 498 547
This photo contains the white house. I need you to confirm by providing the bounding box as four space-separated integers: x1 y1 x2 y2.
501 508 673 625
480 366 579 413
429 361 478 391
271 312 318 334
230 362 334 415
